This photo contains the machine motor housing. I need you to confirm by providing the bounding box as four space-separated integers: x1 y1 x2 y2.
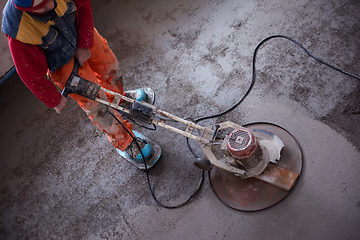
224 127 270 178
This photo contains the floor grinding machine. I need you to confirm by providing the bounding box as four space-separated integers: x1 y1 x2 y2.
62 68 302 211
61 33 360 211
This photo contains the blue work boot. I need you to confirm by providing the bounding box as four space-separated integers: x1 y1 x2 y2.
116 131 161 170
124 87 155 104
125 89 147 101
124 132 153 163
118 88 155 113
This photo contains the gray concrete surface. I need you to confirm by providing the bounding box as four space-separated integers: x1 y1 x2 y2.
1 0 360 239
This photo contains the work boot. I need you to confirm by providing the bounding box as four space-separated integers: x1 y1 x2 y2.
118 88 155 114
125 89 147 102
123 87 155 105
119 89 147 110
122 131 154 163
116 131 162 169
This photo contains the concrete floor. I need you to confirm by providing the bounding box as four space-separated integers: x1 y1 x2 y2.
1 0 360 239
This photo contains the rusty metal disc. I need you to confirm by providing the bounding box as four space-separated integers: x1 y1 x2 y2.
209 122 302 211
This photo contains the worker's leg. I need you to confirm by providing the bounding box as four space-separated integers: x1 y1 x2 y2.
86 28 124 103
49 58 134 151
86 28 151 103
51 29 157 165
83 28 157 164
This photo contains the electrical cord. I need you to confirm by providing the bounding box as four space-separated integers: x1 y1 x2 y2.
113 91 204 208
187 34 360 168
109 35 359 209
194 34 360 123
107 110 204 208
126 114 157 130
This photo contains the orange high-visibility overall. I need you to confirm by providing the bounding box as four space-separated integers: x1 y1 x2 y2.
50 28 134 151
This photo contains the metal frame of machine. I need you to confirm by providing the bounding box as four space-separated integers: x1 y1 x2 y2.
62 72 302 211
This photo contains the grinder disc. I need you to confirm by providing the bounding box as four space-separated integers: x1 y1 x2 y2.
209 122 302 211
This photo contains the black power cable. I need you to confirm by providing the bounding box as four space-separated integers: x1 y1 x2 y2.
194 34 360 123
187 34 360 183
110 35 359 209
107 110 204 208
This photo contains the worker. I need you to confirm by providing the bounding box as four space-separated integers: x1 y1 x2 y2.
2 0 157 166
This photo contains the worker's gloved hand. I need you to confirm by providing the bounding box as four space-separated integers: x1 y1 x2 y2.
75 48 91 66
53 95 68 114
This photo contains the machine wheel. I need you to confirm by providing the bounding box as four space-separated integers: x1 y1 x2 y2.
193 158 213 171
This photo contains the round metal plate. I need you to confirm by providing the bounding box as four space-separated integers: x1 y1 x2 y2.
209 122 302 211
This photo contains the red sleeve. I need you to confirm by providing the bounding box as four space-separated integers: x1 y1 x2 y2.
74 0 94 49
7 36 62 108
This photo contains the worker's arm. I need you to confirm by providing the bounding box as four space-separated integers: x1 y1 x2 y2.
7 36 62 109
53 95 68 114
73 0 94 65
5 0 95 110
